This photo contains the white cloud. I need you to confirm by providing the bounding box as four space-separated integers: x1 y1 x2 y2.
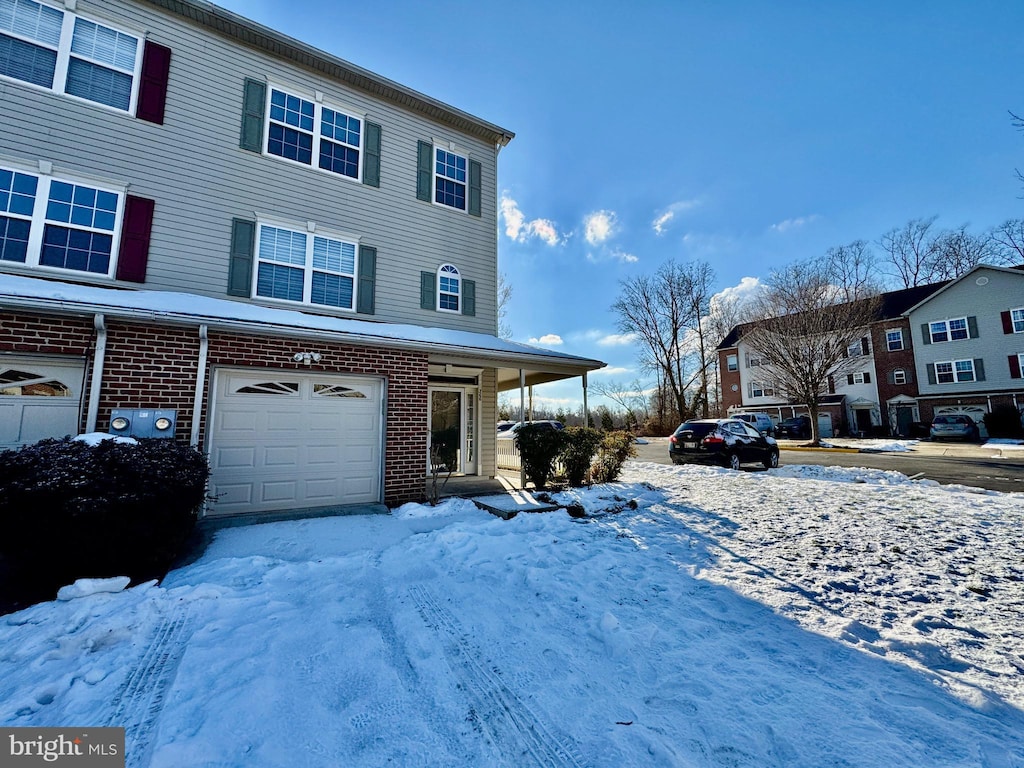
597 333 636 347
591 366 632 376
710 276 761 309
584 210 616 245
770 214 820 234
528 334 564 346
500 195 562 246
652 199 702 235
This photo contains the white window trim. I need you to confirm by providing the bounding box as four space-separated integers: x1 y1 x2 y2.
1011 307 1024 334
893 369 907 385
934 358 975 384
847 342 864 357
851 372 869 384
432 143 469 213
436 263 461 314
751 381 774 398
886 329 904 351
262 83 365 183
726 354 738 372
0 0 144 115
929 317 969 344
251 217 360 312
0 164 126 280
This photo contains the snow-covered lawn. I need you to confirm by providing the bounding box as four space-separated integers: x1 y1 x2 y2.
2 462 1022 767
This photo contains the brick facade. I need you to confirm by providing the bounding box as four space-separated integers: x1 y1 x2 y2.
1 310 429 506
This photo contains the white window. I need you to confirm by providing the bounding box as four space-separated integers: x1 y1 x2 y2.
434 147 467 210
849 371 871 385
0 0 142 112
437 263 460 312
264 86 363 180
254 222 358 310
935 359 975 384
929 317 968 344
751 381 774 398
893 369 907 385
847 341 864 357
0 165 123 277
748 354 764 368
886 329 904 351
1011 308 1024 333
726 354 738 372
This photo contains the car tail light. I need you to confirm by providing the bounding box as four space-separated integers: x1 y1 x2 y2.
670 434 678 444
702 434 725 445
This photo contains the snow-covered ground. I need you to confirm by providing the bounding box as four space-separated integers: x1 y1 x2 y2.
2 462 1022 767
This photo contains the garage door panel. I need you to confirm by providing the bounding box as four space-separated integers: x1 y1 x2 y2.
208 370 384 516
214 446 257 469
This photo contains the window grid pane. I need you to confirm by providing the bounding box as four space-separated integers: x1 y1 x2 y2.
40 224 111 273
954 360 974 382
1 0 63 47
70 18 137 72
256 262 304 302
886 330 902 351
1011 309 1024 333
311 237 355 275
267 123 312 165
949 318 968 340
320 108 360 147
439 292 459 311
935 362 954 383
0 215 30 262
0 168 37 215
318 141 359 178
930 322 948 343
259 226 306 266
0 32 56 87
269 89 314 132
45 180 117 231
310 271 353 308
64 56 132 110
434 148 467 209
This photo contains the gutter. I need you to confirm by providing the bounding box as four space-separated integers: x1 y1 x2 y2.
190 324 208 447
0 293 604 374
84 314 106 432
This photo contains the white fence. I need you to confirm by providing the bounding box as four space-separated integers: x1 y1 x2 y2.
495 439 566 475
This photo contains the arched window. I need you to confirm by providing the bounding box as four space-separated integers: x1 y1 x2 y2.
438 264 460 312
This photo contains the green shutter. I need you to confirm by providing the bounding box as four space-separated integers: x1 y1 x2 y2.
420 271 436 309
863 371 870 384
357 245 376 314
363 121 381 187
967 316 979 339
468 159 482 217
227 218 255 296
239 78 266 152
416 141 432 201
974 358 985 381
462 279 475 316
926 363 936 385
921 324 931 345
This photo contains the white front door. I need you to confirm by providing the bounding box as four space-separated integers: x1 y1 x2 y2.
428 387 477 475
208 370 383 516
0 356 85 450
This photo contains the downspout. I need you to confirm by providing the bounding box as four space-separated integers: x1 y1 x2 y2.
190 324 209 447
85 314 106 433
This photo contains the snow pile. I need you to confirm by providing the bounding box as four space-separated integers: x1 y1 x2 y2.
2 462 1022 767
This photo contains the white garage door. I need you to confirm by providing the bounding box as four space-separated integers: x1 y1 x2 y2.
0 356 85 450
934 405 989 438
208 370 383 516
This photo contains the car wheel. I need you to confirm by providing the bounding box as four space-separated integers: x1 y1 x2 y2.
671 457 683 465
727 452 741 471
763 450 779 469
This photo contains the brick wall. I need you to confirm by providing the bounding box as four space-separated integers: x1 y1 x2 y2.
870 320 919 407
718 348 742 413
1 310 429 506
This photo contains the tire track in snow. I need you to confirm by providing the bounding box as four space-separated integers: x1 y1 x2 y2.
106 603 193 768
408 585 585 768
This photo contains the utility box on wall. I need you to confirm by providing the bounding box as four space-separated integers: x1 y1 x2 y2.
109 409 177 438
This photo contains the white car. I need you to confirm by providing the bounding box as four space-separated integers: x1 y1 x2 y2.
732 412 776 436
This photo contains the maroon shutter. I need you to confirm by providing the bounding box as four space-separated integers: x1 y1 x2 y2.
1002 311 1014 335
116 196 155 283
136 41 172 124
1010 355 1022 379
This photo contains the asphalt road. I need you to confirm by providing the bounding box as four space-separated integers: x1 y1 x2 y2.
633 438 1024 494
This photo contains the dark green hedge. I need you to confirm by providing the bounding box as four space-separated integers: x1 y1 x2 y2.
0 437 209 606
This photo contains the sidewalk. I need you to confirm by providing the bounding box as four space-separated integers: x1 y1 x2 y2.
776 437 1024 460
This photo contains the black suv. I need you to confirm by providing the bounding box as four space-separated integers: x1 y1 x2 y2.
775 416 812 439
669 419 780 470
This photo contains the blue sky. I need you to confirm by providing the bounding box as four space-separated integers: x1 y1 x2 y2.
216 0 1024 412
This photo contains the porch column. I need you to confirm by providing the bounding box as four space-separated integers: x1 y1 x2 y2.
519 369 526 489
582 372 589 426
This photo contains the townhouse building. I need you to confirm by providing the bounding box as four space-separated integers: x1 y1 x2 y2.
0 0 603 516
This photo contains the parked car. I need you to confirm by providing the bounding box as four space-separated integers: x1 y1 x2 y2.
732 412 776 436
497 420 564 439
669 419 780 470
775 415 812 439
929 415 980 442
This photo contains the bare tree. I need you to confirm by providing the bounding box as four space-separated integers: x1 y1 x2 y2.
497 272 514 338
1012 110 1024 195
589 378 652 431
742 260 881 446
611 260 710 424
820 240 884 300
988 219 1024 264
878 217 939 288
930 224 1007 279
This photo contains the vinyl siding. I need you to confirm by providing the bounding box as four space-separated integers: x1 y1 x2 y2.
907 268 1024 394
0 0 500 335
